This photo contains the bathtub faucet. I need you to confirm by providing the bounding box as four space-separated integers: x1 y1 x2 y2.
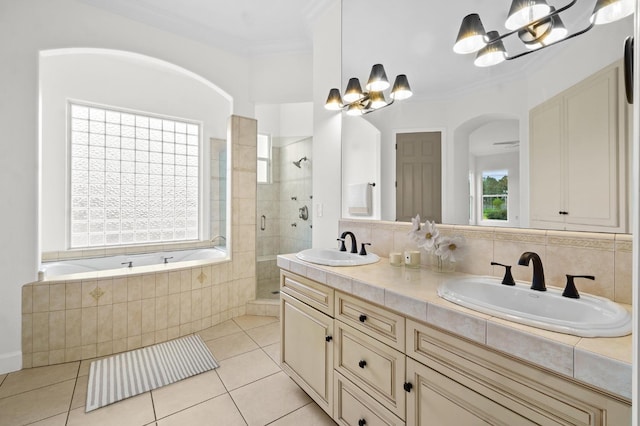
211 235 226 245
163 256 173 264
121 261 133 268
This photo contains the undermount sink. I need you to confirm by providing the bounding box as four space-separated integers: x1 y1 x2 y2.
296 248 380 267
438 276 631 337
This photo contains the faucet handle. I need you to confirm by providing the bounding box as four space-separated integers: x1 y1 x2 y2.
337 238 347 251
562 275 595 299
491 262 515 286
359 243 371 256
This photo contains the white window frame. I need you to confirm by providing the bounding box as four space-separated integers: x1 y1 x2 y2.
479 170 509 224
257 133 272 184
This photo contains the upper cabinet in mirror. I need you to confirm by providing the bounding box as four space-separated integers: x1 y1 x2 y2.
339 0 633 232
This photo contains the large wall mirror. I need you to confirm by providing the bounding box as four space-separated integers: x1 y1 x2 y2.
340 0 633 232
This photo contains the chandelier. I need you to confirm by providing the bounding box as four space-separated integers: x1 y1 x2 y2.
324 64 413 115
453 0 634 67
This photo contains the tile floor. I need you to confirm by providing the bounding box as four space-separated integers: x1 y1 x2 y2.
0 315 337 426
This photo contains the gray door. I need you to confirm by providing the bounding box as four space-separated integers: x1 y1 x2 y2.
395 132 442 222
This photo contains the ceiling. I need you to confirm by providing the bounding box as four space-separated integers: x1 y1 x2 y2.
79 0 332 56
80 0 632 101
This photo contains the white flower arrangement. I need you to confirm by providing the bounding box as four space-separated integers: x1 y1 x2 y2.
408 214 466 264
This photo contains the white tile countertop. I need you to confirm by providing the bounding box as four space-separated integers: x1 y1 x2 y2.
277 253 632 400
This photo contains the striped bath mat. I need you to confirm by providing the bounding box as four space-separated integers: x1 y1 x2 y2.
86 334 219 412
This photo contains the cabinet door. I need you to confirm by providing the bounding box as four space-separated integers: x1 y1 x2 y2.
564 66 621 228
281 292 334 416
530 97 564 227
406 358 537 426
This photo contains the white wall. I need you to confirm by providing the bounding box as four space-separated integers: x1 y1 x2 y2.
256 102 313 140
40 51 232 252
250 53 313 104
312 0 342 249
0 0 253 374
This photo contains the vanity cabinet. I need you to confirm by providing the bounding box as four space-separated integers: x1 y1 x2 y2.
406 319 631 426
280 271 335 415
530 61 628 232
280 269 631 425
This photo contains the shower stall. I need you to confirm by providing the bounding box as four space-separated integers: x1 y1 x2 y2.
256 136 313 299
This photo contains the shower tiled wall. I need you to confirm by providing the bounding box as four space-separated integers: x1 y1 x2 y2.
256 138 312 299
22 115 257 368
279 138 312 254
339 219 633 305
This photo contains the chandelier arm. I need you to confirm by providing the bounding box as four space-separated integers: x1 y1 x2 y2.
488 0 577 43
343 93 370 109
361 98 395 115
505 21 595 61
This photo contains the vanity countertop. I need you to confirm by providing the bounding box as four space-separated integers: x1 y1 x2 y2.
277 253 632 400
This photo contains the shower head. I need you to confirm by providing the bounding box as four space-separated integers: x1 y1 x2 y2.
293 156 308 168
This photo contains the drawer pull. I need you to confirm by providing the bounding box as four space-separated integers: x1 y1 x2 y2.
358 360 367 368
359 314 367 323
404 382 413 392
325 335 333 342
358 419 367 426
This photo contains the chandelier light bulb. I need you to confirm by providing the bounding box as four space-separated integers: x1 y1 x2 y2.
505 0 552 30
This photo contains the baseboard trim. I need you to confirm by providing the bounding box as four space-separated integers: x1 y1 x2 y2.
0 350 22 374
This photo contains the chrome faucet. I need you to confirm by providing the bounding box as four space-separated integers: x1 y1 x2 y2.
518 252 546 291
338 231 358 253
211 235 226 245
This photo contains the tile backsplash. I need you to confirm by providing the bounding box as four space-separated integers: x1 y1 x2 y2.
339 220 632 304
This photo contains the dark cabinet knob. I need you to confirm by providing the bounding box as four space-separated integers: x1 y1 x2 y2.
404 382 413 392
359 314 367 323
358 360 367 368
358 419 367 426
325 335 332 342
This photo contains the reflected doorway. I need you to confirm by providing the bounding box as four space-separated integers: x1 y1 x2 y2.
395 132 442 222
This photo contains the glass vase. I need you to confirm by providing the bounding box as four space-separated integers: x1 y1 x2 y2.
429 253 456 273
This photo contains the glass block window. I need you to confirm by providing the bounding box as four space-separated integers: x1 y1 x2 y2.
69 103 200 248
257 133 271 184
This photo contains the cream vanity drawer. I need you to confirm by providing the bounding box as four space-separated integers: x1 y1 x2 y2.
335 321 406 419
281 270 334 316
335 291 405 351
334 372 405 426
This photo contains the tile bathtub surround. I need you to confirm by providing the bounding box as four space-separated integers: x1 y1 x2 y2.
339 219 632 304
23 115 258 369
1 316 337 426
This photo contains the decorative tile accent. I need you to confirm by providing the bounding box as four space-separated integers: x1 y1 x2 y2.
546 234 615 251
615 234 633 252
89 286 104 302
452 225 495 241
494 228 546 244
